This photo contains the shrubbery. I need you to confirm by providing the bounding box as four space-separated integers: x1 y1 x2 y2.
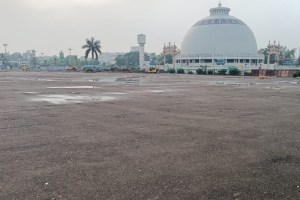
167 68 176 73
109 67 119 72
187 70 194 74
84 68 94 73
207 69 214 75
217 69 227 75
177 68 185 74
159 69 167 73
293 72 300 78
196 68 203 75
244 72 252 76
229 67 240 75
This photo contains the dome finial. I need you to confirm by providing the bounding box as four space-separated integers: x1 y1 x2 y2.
218 0 222 7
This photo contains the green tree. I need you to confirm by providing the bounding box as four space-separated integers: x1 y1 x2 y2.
53 57 58 66
155 54 172 65
155 54 164 65
0 53 9 69
30 57 38 68
261 48 276 64
167 68 176 73
261 46 296 64
165 54 173 64
0 53 5 68
177 68 185 74
279 47 296 65
82 37 102 71
280 47 296 59
229 67 240 75
144 53 164 65
116 52 139 68
59 51 65 66
115 55 126 67
115 52 150 68
196 68 203 75
11 52 23 61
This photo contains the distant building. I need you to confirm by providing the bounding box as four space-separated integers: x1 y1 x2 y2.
130 46 139 52
23 50 36 61
98 52 125 65
59 51 65 65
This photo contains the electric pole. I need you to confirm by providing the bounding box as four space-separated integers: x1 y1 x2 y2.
298 47 300 66
68 48 72 66
3 44 7 54
3 44 8 69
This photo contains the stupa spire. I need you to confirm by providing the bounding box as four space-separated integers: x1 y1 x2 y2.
210 1 230 16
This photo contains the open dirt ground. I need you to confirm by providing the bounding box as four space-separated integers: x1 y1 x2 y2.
0 72 300 200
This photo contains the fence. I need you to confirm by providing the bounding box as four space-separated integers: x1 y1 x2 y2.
251 69 300 77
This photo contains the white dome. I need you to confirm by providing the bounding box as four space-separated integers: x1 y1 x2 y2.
181 4 258 57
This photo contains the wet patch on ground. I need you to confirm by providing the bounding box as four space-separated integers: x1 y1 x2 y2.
1 72 300 200
47 86 97 89
30 95 116 104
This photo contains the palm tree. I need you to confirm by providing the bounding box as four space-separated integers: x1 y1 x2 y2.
82 37 102 71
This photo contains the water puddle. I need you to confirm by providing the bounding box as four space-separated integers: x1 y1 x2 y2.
148 90 164 93
265 86 282 90
21 78 56 82
23 92 39 94
37 78 55 82
88 78 117 83
209 81 251 87
103 92 127 95
48 86 97 89
116 77 140 83
30 95 115 104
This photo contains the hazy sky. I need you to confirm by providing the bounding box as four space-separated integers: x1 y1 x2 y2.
1 0 300 56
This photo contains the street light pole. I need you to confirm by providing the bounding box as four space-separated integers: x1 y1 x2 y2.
68 48 72 66
3 44 8 54
3 44 8 69
41 53 44 69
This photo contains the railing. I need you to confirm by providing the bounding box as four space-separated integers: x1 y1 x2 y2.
174 64 300 70
178 53 263 59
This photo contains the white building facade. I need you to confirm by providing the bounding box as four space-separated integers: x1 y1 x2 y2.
176 3 264 70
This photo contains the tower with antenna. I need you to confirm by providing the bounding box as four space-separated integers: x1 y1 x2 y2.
137 34 146 68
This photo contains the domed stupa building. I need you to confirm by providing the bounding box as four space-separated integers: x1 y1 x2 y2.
176 3 264 69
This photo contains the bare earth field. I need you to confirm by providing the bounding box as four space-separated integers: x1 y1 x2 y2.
0 72 300 200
